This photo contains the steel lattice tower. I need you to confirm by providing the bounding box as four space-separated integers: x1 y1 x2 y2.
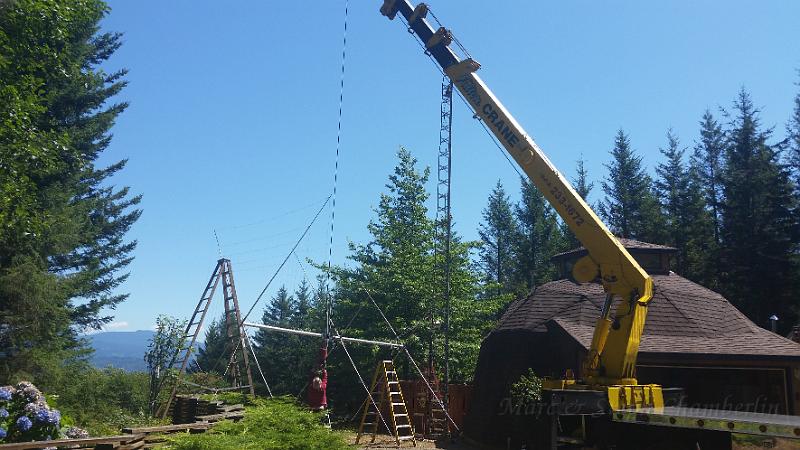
435 76 453 414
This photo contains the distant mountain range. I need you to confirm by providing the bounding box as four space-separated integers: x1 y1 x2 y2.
88 330 155 372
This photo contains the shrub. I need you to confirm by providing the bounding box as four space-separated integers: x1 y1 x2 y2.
0 382 61 444
164 396 350 450
510 368 542 408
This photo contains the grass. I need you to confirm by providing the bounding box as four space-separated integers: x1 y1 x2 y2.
162 396 352 450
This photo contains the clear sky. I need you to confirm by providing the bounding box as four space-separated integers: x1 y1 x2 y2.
96 1 800 332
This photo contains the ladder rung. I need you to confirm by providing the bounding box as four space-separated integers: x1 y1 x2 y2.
388 381 399 385
398 436 415 441
396 424 411 428
391 402 405 406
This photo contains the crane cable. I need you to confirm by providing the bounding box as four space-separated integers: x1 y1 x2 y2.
325 0 349 339
394 12 523 180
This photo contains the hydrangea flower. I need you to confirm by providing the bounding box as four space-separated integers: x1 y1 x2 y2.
16 416 32 432
0 427 6 439
0 408 8 418
35 408 51 423
0 387 11 402
47 410 60 425
23 401 47 415
64 426 89 439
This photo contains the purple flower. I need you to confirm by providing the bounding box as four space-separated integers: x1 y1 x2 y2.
0 390 10 401
16 416 32 432
0 427 6 439
0 408 7 418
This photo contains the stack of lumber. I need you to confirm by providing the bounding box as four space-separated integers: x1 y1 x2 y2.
0 434 145 450
121 396 245 448
168 396 244 424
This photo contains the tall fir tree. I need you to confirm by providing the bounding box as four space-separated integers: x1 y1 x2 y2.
293 279 313 330
512 178 563 295
655 130 717 284
563 156 595 249
252 286 301 395
683 160 719 289
692 111 726 245
787 74 800 187
195 317 227 374
599 129 666 243
655 130 690 271
478 180 519 296
0 0 141 382
323 148 503 412
719 89 799 332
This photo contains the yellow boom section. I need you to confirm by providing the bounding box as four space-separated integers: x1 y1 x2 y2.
445 61 653 386
379 0 654 388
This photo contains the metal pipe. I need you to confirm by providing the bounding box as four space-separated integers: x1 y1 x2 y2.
243 322 404 348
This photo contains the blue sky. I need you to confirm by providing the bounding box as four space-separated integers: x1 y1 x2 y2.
96 1 800 332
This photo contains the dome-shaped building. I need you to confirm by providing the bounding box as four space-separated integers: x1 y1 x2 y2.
465 239 800 447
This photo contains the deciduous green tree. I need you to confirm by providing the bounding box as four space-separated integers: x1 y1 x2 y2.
144 315 187 414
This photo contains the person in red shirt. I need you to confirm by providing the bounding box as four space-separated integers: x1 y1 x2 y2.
307 344 328 411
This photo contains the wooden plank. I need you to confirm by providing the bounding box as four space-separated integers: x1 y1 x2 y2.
118 439 146 450
0 434 143 450
220 404 244 412
195 412 244 422
122 422 210 434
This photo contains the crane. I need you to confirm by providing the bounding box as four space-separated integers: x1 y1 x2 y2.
379 0 661 411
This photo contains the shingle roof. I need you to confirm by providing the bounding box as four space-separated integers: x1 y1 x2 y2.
496 273 800 359
551 238 677 261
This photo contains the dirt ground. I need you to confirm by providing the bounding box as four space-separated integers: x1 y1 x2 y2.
733 436 800 450
343 432 800 450
343 432 479 450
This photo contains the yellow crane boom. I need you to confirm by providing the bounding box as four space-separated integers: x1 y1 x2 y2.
380 0 659 408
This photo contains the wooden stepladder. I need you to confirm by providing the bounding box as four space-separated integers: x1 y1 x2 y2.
356 360 416 447
156 259 255 419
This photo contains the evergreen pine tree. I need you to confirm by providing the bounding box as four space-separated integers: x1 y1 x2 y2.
719 89 799 332
563 156 595 249
0 0 141 381
512 178 563 294
252 286 299 394
324 147 504 406
655 130 690 270
293 279 313 330
195 317 227 374
599 130 666 243
478 181 519 296
692 111 726 245
787 74 800 187
684 161 719 289
655 130 717 283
